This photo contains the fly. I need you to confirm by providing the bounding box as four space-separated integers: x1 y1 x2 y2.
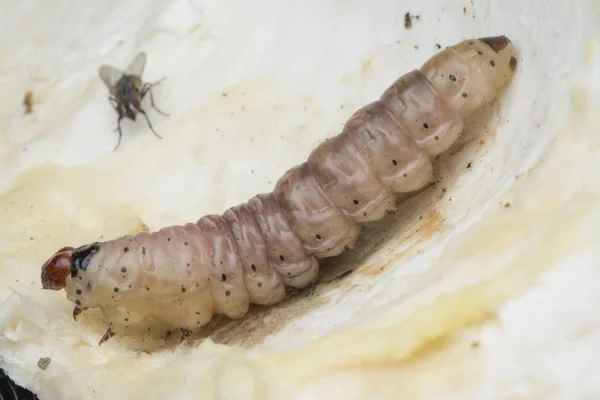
98 52 169 151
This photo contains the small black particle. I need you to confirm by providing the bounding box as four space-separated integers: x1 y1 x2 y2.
353 199 359 205
490 60 496 67
504 203 511 208
221 273 227 282
442 187 447 193
114 287 119 292
167 237 171 242
478 50 483 55
123 247 129 253
87 283 92 291
258 282 262 287
141 247 146 255
467 162 472 168
128 285 132 288
403 173 408 178
76 289 81 295
363 212 367 216
147 286 150 291
449 74 456 81
75 300 81 305
462 92 468 98
279 255 285 261
392 159 398 166
187 262 191 267
125 318 129 322
435 136 439 140
251 264 257 271
423 123 429 129
435 44 441 49
184 241 188 246
315 234 322 240
181 286 187 293
121 267 127 273
225 290 231 297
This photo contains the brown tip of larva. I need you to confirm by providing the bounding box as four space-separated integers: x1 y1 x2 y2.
41 246 74 290
509 56 518 71
478 35 511 53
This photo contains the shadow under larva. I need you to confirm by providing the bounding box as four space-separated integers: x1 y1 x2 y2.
40 36 519 348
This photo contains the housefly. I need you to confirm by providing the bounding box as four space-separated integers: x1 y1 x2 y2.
98 52 169 150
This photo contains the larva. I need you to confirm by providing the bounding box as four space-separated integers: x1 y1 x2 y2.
40 36 518 345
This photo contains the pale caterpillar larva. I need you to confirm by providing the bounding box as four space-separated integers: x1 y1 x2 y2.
40 36 518 345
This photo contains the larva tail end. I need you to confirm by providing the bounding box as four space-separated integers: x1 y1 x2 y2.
41 246 74 290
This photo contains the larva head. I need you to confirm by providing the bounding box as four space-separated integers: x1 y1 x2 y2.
420 35 518 119
41 246 74 290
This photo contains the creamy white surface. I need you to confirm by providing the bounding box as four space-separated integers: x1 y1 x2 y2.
1 0 599 399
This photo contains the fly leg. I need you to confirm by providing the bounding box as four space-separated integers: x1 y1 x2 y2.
113 115 124 151
109 96 125 151
139 109 162 140
141 79 169 117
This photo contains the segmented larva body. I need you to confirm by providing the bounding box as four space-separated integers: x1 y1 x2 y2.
41 36 518 343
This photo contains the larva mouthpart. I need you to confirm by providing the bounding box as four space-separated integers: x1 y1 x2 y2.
40 36 518 344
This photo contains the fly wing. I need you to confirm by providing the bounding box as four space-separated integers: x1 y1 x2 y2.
124 52 147 78
98 65 123 96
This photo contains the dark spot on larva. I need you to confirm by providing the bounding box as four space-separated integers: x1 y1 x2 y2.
489 60 496 67
505 202 511 208
75 300 81 305
435 44 441 49
128 284 132 288
187 262 191 267
315 234 322 240
509 56 517 71
478 50 483 55
392 159 398 166
467 162 472 168
279 255 285 261
76 289 81 295
449 74 456 81
181 286 187 293
125 318 129 322
363 212 367 216
251 264 257 272
78 276 82 280
121 267 127 273
122 275 126 279
258 282 262 287
287 272 292 276
184 241 188 246
423 123 429 129
123 247 129 253
479 36 510 53
435 136 439 140
196 284 200 287
141 247 146 255
87 283 92 291
221 273 227 282
225 290 231 297
471 341 480 348
114 287 119 292
167 237 171 242
462 92 469 98
146 286 150 291
353 199 359 205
